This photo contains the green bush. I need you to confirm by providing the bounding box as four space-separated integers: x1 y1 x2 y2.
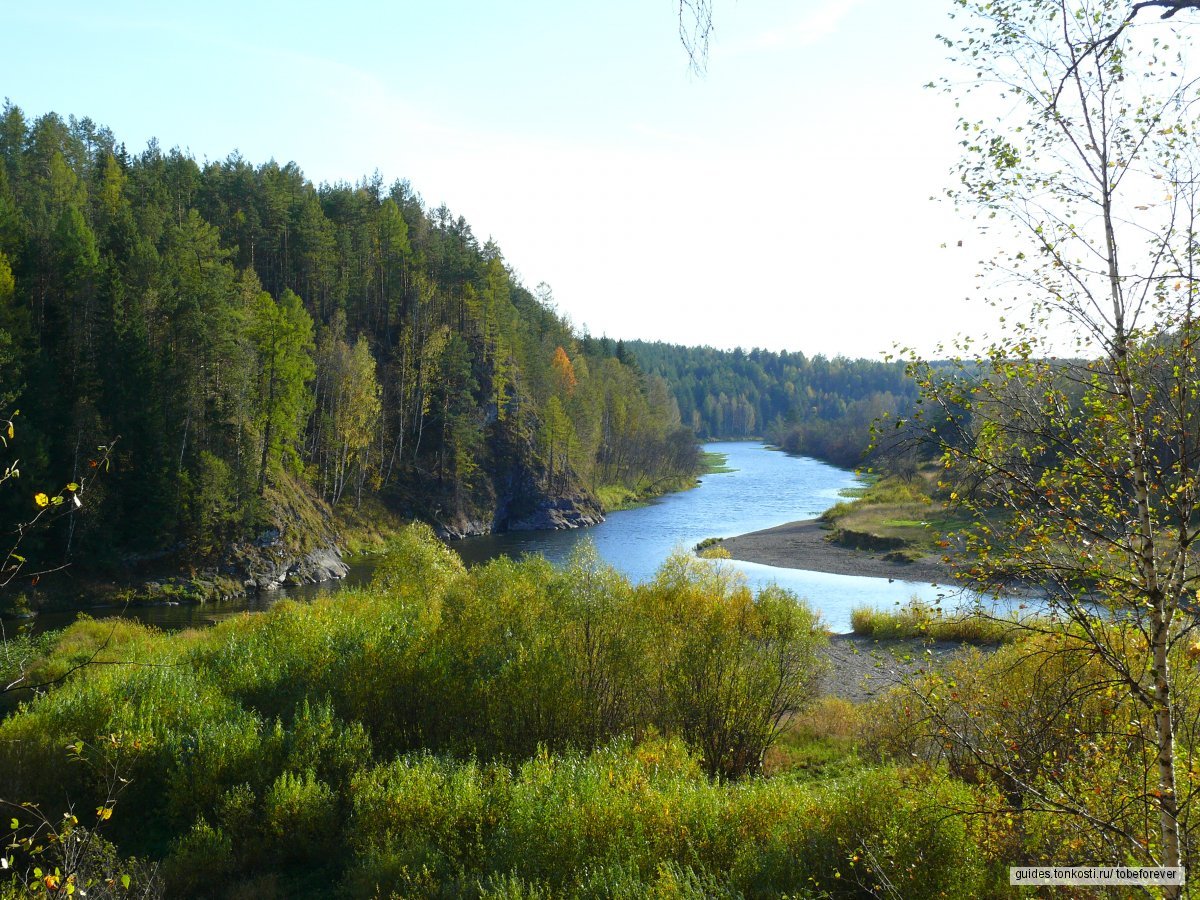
370 521 464 611
164 820 236 895
343 739 1001 899
644 554 828 776
262 770 339 863
0 526 866 895
212 783 258 860
863 629 1200 873
282 698 373 794
345 753 495 895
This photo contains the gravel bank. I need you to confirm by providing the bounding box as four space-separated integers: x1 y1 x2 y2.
720 518 950 583
718 518 1000 702
819 633 997 703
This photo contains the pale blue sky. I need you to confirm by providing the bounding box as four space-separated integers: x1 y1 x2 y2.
4 0 987 355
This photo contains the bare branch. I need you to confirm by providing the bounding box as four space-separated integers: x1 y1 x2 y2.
678 0 713 73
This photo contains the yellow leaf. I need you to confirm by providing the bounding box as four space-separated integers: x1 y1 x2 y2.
33 492 48 508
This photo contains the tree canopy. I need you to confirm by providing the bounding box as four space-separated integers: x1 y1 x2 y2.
0 104 698 571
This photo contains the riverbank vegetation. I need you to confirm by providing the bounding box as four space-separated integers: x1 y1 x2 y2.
0 524 1009 898
594 449 734 512
10 526 1200 896
849 598 1026 645
699 449 734 474
817 473 966 565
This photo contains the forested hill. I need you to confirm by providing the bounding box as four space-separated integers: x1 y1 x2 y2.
618 340 920 468
0 104 697 574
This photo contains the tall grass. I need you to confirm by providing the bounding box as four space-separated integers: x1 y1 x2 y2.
850 597 1031 644
343 737 1000 899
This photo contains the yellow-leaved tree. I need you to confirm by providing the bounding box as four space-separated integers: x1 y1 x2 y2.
899 0 1200 888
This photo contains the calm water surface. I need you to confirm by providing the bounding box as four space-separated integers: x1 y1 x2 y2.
456 441 858 576
20 442 977 636
457 442 970 631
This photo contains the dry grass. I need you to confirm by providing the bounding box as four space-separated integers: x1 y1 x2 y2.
850 598 1033 645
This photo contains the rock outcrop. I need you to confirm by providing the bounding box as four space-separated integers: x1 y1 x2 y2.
239 544 349 592
222 528 350 593
216 476 352 593
430 422 605 539
507 494 604 531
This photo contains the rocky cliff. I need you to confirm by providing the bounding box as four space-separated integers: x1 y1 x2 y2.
429 420 604 539
210 476 350 594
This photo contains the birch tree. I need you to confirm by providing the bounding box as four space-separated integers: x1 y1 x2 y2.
905 0 1200 885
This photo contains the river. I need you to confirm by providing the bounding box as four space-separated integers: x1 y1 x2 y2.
15 442 976 636
456 441 971 631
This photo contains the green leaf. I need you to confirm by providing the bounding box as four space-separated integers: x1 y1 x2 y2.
121 873 131 890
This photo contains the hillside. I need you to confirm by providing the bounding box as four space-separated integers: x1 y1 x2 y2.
0 105 698 588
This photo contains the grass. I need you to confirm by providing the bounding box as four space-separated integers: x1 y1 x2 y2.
594 484 642 511
333 496 411 556
883 518 927 528
820 474 972 557
820 476 932 525
763 697 865 779
595 474 700 512
692 537 730 559
850 598 1034 645
699 451 735 475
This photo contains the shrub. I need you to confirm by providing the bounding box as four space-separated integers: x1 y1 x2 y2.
262 770 339 863
164 820 235 895
282 698 373 794
344 753 495 895
343 740 1003 899
731 767 1001 898
0 528 854 894
861 628 1200 871
643 554 828 776
370 521 464 613
17 616 167 693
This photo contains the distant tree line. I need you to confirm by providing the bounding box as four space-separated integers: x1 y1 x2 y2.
0 104 696 568
620 340 921 467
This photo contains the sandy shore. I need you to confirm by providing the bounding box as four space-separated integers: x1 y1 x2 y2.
719 518 950 584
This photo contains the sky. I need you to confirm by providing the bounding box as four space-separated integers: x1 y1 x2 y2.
3 0 993 358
